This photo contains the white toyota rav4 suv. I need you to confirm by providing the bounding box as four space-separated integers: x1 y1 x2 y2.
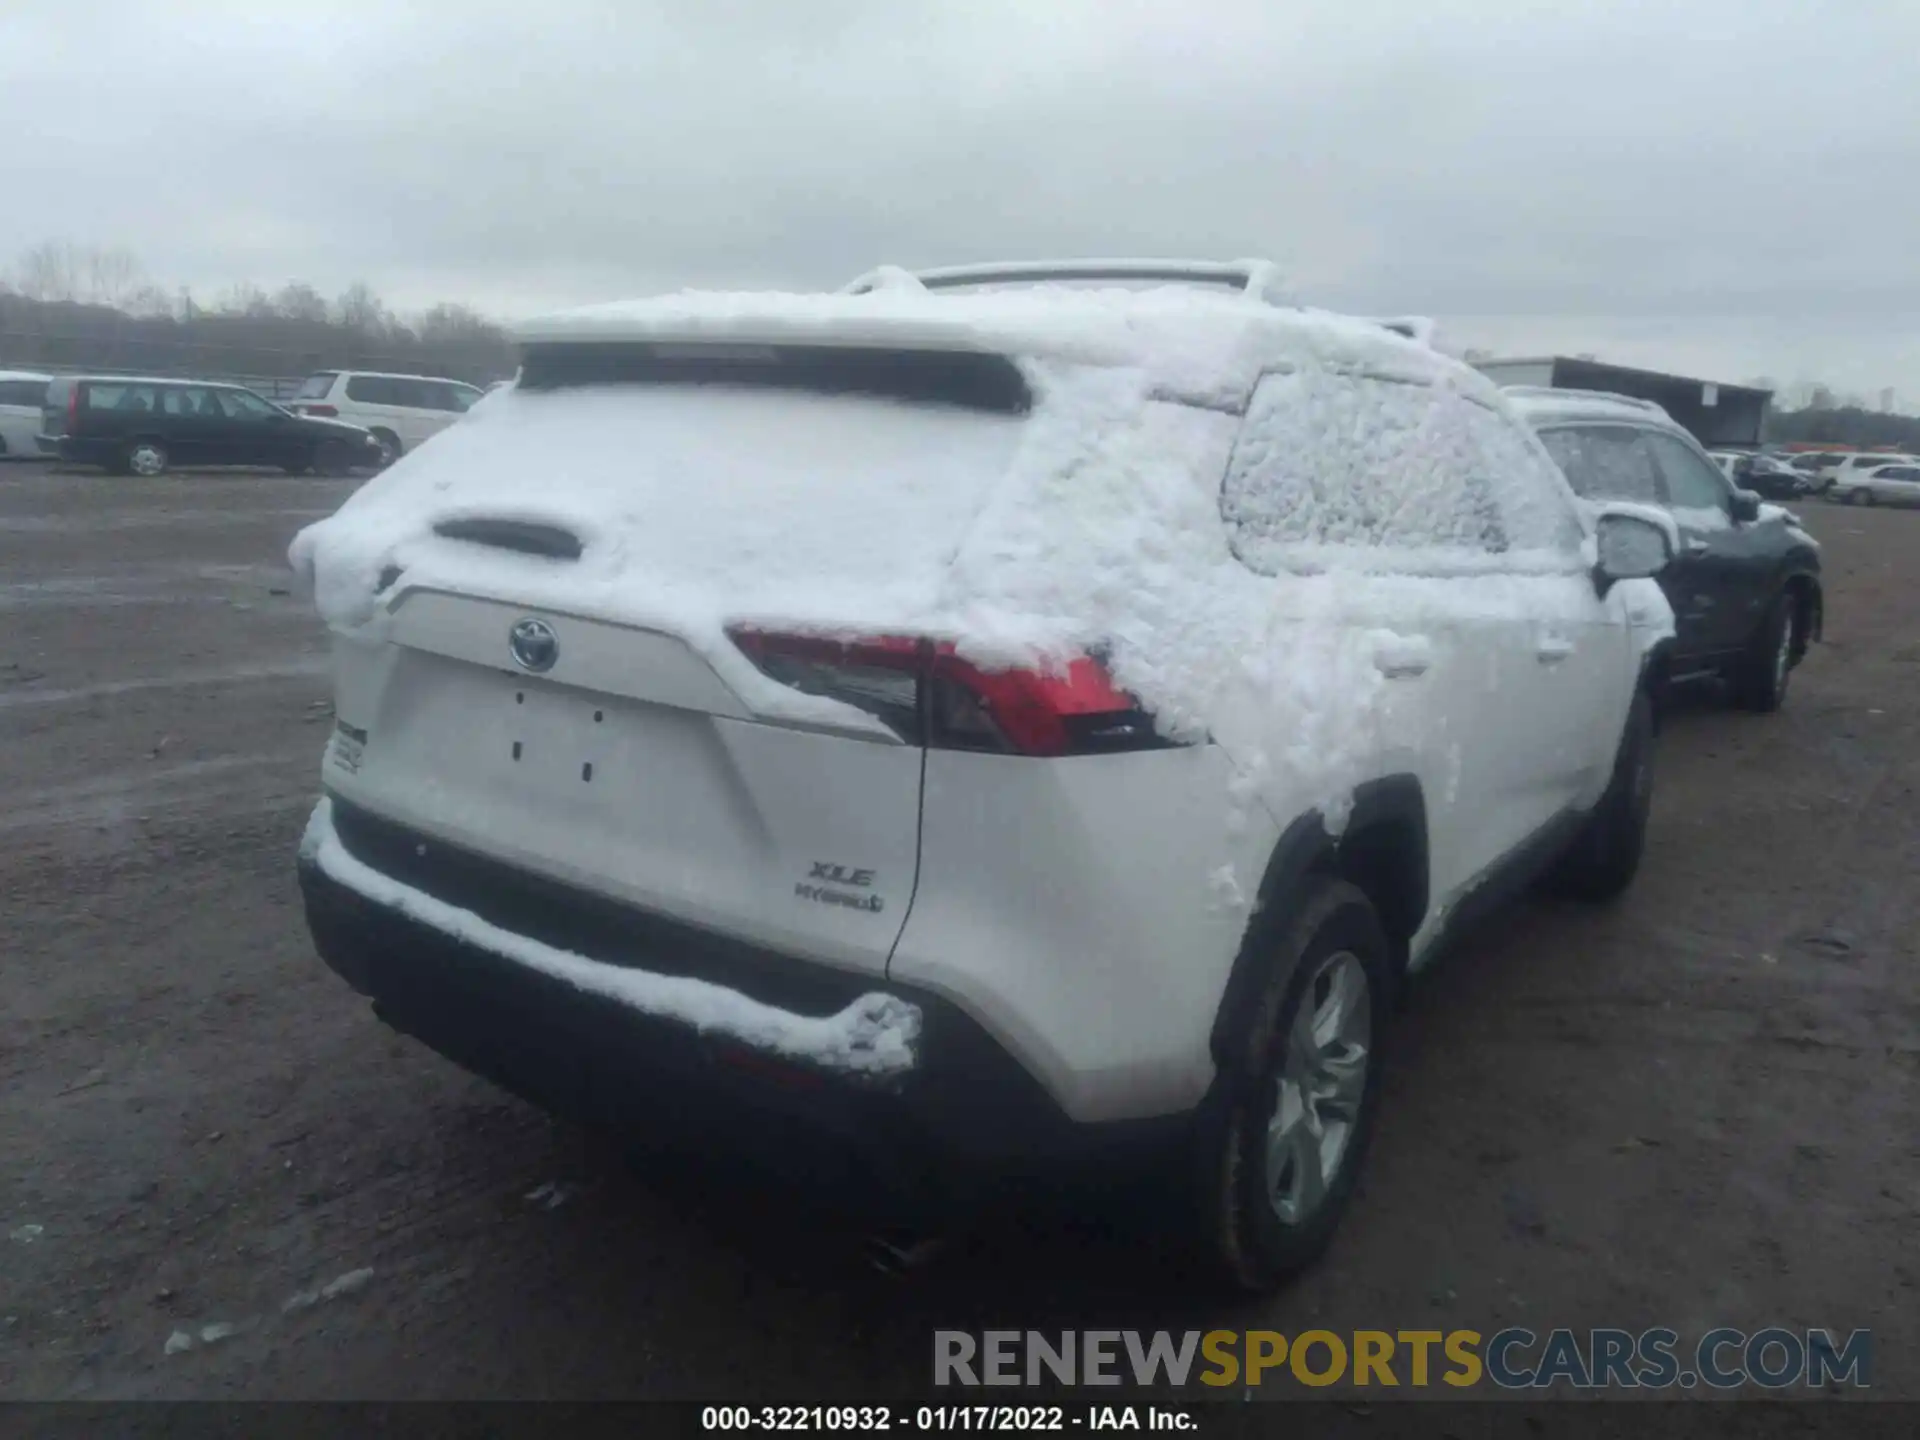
291 260 1677 1289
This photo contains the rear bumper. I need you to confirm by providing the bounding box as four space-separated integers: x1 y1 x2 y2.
39 435 107 462
298 798 1194 1221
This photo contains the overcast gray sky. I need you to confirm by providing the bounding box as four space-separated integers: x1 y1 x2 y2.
5 0 1918 402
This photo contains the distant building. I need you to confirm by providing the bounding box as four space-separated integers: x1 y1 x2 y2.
1473 354 1772 448
1810 385 1835 409
1880 387 1896 413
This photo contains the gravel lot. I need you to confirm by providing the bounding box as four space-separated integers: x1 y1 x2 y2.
1 462 1914 1402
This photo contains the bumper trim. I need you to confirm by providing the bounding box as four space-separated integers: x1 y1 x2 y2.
300 797 920 1081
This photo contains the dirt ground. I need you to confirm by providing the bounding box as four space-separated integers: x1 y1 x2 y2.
0 462 1913 1403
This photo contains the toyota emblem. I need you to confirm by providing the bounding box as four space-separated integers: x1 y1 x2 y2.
508 617 559 673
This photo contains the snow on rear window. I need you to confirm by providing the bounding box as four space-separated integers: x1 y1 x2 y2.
295 373 338 400
1221 368 1580 573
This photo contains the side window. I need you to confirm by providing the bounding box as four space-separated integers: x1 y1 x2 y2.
1221 369 1509 570
93 385 158 413
214 389 278 421
447 383 482 412
1458 402 1585 554
344 375 391 405
1644 433 1731 518
0 379 47 407
161 387 214 417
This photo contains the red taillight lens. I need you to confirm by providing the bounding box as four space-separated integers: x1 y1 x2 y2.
727 628 1174 757
301 404 338 417
66 387 80 426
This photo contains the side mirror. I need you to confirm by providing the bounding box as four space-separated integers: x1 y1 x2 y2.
1730 489 1762 523
1592 506 1676 596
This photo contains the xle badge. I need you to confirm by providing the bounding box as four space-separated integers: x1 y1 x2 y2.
795 861 884 914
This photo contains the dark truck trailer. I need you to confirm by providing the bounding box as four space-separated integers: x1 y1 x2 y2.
1474 356 1770 450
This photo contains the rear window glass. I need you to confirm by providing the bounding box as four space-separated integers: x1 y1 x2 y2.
0 379 48 407
294 373 339 400
516 342 1034 415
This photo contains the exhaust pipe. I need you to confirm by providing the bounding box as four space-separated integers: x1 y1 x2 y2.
864 1230 947 1278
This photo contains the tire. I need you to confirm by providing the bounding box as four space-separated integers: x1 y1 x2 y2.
1733 590 1798 714
368 429 401 468
1545 687 1654 903
123 440 168 477
313 440 354 477
1191 878 1392 1292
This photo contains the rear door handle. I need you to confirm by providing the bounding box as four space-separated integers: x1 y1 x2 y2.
1683 539 1709 556
1536 636 1576 665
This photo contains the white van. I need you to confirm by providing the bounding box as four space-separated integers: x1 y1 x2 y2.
288 371 484 466
0 370 52 459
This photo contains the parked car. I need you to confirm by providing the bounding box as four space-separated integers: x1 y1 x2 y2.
1816 452 1915 496
1736 452 1818 500
0 370 51 459
292 259 1678 1291
37 375 382 477
1511 387 1822 713
287 370 485 466
1830 461 1920 507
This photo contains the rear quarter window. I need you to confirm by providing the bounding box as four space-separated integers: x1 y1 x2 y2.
0 379 48 407
295 372 339 401
1221 369 1580 573
345 375 403 406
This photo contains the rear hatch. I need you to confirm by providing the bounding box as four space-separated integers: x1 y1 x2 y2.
288 371 341 417
322 343 1041 980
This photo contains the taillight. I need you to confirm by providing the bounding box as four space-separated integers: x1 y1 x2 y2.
301 404 338 417
727 628 1176 757
66 387 79 427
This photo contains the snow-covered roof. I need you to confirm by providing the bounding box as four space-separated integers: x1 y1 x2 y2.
1501 384 1681 428
0 369 53 383
511 282 1470 413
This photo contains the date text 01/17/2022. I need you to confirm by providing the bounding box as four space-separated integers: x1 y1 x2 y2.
700 1405 1199 1432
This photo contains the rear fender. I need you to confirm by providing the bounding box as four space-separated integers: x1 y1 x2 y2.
1206 775 1427 1089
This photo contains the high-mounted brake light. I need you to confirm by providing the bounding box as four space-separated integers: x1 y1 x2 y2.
727 628 1176 757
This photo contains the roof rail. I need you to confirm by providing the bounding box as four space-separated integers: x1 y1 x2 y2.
1500 383 1668 414
841 258 1293 305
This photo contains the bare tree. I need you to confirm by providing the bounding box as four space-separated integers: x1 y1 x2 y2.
17 240 82 301
83 247 142 307
217 282 269 316
274 282 330 324
334 281 387 335
418 302 496 343
125 284 177 319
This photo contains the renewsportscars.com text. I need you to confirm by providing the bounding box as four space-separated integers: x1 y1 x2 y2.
933 1328 1871 1391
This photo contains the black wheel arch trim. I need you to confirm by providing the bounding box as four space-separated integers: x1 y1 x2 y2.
1207 774 1428 1081
1779 568 1823 644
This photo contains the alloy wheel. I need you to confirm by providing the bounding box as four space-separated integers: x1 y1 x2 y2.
1265 949 1372 1226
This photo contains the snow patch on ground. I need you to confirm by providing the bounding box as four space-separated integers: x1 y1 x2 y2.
304 799 921 1076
